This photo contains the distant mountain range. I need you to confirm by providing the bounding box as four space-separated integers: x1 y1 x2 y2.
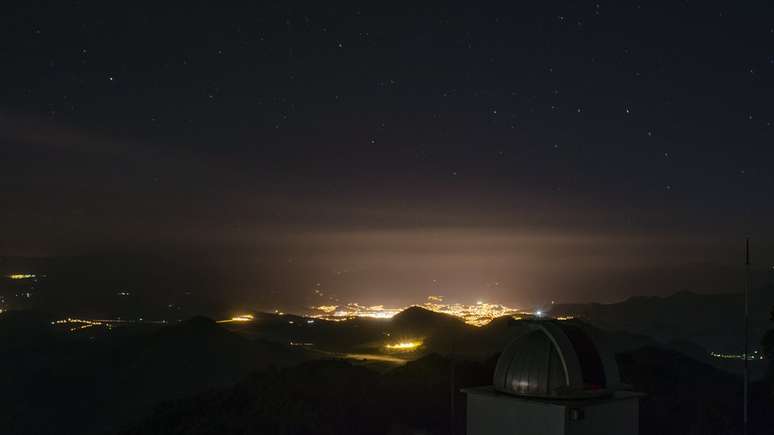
0 254 231 319
547 287 774 383
549 288 774 354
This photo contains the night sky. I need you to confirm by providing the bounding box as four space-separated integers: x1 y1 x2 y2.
2 1 773 310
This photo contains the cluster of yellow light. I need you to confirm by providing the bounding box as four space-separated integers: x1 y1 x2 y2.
710 351 764 360
314 305 337 314
422 299 526 326
8 274 36 280
216 314 255 323
322 303 402 319
309 296 526 326
556 316 575 321
384 340 422 351
289 341 314 347
52 318 109 332
52 317 170 330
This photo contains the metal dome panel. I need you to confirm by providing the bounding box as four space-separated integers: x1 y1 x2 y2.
493 321 622 398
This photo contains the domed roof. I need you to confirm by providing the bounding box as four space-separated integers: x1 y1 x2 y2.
493 321 622 398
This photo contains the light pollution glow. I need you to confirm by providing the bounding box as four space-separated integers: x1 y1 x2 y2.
309 296 527 326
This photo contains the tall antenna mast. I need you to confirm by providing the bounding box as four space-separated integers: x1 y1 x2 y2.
743 237 750 435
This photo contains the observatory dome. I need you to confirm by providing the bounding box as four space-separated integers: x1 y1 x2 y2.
493 321 623 399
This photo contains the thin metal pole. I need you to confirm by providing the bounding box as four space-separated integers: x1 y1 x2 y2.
450 336 456 435
450 355 456 435
744 237 750 435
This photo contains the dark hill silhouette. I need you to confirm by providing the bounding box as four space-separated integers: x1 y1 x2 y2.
226 306 477 356
6 307 772 435
1 314 310 435
120 347 774 435
389 306 471 346
120 354 492 435
618 346 773 435
390 305 465 329
0 310 55 345
0 254 230 320
549 287 774 376
226 308 716 367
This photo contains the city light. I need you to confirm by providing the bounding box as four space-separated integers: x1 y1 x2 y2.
216 314 255 323
8 274 36 279
310 296 528 326
710 351 765 361
385 340 422 351
289 341 314 347
52 318 110 332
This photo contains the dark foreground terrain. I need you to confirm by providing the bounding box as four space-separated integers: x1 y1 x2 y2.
2 308 773 435
120 349 772 435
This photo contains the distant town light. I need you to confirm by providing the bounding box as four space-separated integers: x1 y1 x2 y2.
385 340 422 351
216 314 254 323
309 296 525 327
289 341 314 347
8 274 35 280
710 351 765 361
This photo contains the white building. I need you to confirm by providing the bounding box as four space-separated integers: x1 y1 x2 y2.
464 321 642 435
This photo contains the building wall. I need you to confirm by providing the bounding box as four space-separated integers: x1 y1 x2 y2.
465 388 639 435
466 391 566 435
566 396 639 435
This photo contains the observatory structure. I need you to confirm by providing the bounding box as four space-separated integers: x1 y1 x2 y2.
463 321 641 435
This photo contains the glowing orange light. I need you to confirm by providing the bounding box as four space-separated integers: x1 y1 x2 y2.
385 340 422 351
216 314 254 323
